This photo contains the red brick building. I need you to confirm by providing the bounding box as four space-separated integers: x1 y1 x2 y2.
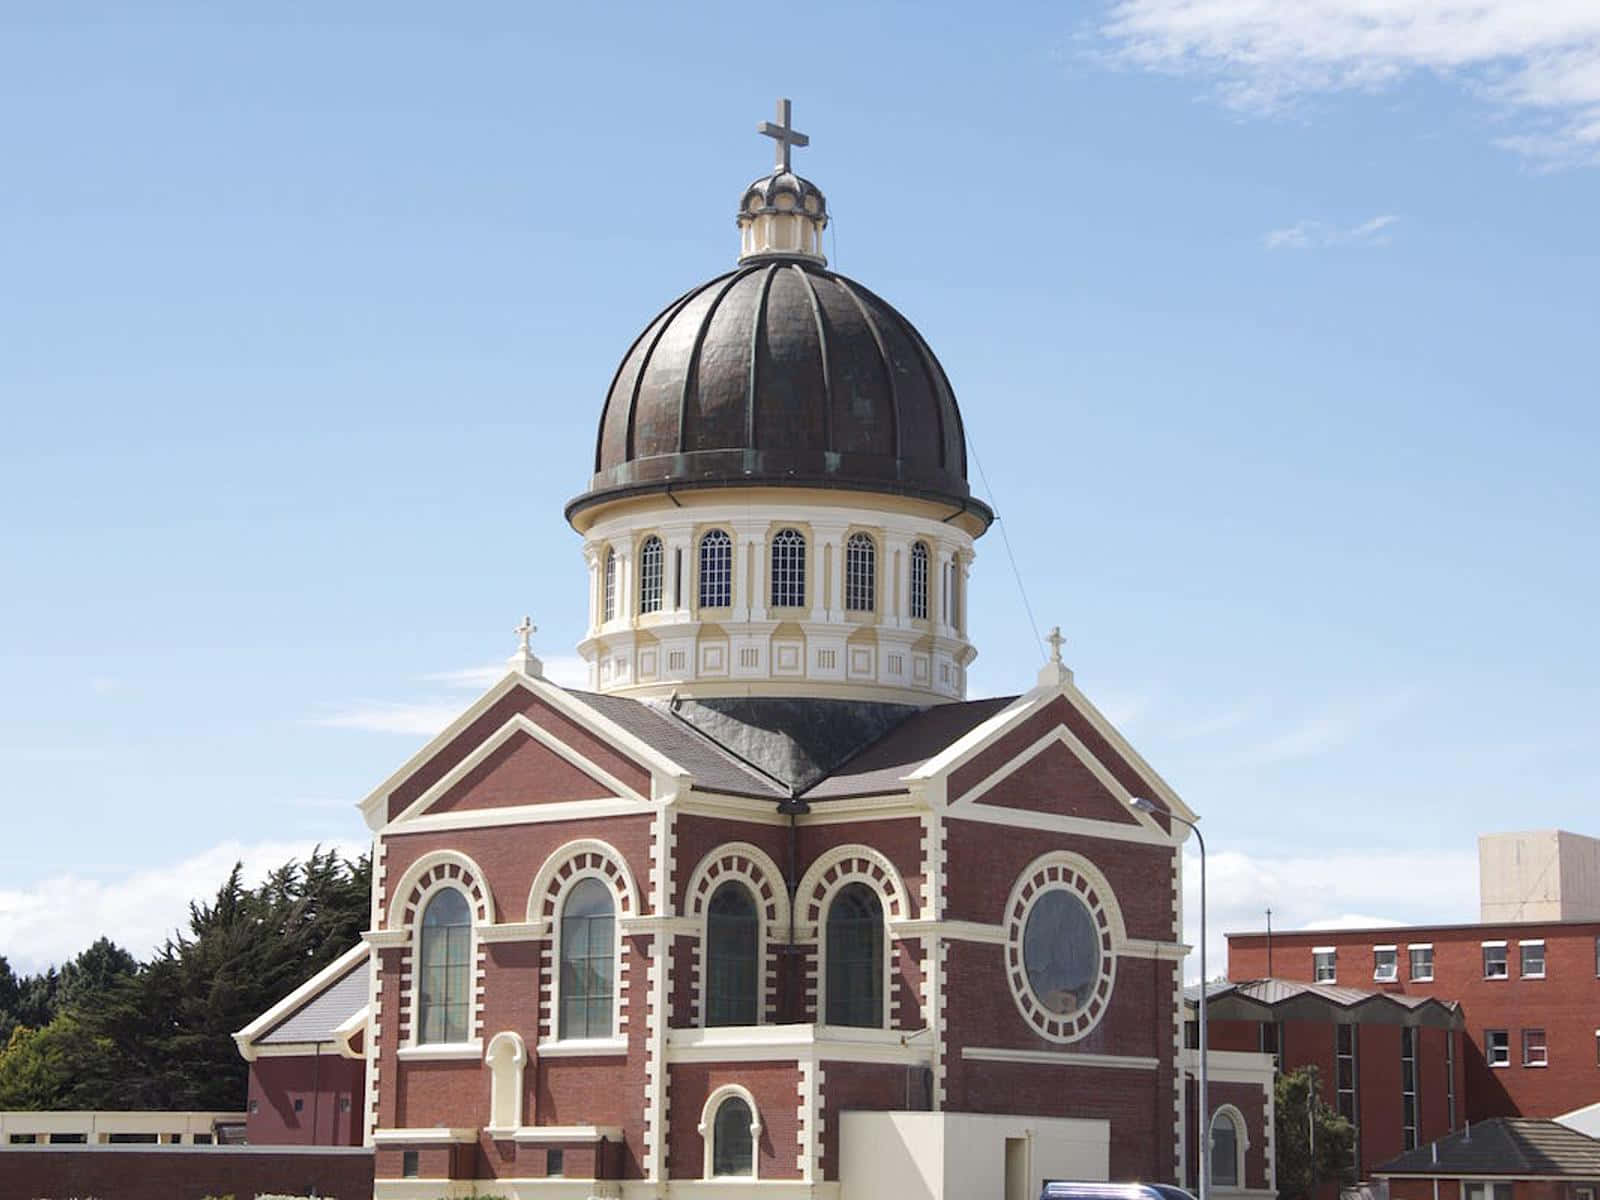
233 102 1277 1199
1229 918 1600 1125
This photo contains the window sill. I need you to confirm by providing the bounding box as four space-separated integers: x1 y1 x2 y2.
1522 973 1546 980
1484 974 1509 981
397 1040 483 1062
1412 976 1434 983
1489 1062 1510 1069
537 1037 628 1059
1373 975 1398 983
1524 1061 1549 1068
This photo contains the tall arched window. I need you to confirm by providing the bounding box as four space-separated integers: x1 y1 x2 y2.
950 558 962 630
705 882 759 1027
712 1095 755 1177
559 878 615 1040
770 528 806 608
845 533 876 612
639 536 663 614
699 529 732 608
1210 1109 1242 1188
825 883 883 1028
910 542 929 620
602 549 617 622
418 888 471 1044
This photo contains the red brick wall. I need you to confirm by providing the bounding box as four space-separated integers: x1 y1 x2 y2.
1230 922 1600 1118
247 1053 365 1146
818 1060 916 1180
665 1061 802 1180
1184 1078 1271 1192
0 1147 373 1200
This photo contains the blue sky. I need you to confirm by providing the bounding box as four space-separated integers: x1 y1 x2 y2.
3 2 1597 974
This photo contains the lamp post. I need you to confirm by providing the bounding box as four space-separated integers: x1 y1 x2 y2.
1133 796 1207 1200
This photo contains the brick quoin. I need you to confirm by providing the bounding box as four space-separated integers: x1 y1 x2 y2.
1230 922 1600 1119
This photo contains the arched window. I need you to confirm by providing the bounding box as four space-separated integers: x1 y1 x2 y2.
559 878 615 1040
639 536 663 614
699 530 732 609
418 888 471 1044
825 883 883 1028
1210 1109 1242 1188
910 542 929 620
706 882 759 1027
602 549 617 622
712 1095 755 1177
770 528 806 608
845 533 876 612
950 558 962 630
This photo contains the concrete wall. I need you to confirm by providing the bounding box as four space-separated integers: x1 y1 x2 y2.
838 1110 1109 1200
1480 830 1600 922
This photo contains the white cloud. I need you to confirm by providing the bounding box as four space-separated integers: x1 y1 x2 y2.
0 838 358 974
1181 845 1477 982
1264 214 1400 250
1100 0 1600 166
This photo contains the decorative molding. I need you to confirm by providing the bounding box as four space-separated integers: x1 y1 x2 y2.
371 1127 480 1145
961 1046 1159 1070
697 1083 762 1180
232 942 369 1060
534 1037 629 1059
396 1040 483 1062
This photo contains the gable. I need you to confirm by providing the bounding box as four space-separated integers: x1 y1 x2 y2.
383 684 654 824
965 736 1138 825
421 728 623 816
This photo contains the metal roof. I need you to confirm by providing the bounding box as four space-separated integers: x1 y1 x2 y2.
258 957 369 1045
1185 977 1463 1030
1377 1119 1600 1177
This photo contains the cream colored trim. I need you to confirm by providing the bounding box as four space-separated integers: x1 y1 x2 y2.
666 1023 932 1066
1062 677 1198 824
961 1046 1159 1070
385 847 497 928
526 838 642 923
484 1031 528 1134
394 796 646 835
396 1040 482 1062
232 942 369 1060
371 1126 479 1145
477 920 551 944
893 919 1006 944
358 671 689 830
333 1005 369 1060
679 793 789 825
905 692 1041 782
951 801 1176 845
509 1124 624 1142
535 1036 629 1058
363 928 408 949
952 723 1168 840
698 1083 762 1180
388 712 650 829
1123 937 1190 961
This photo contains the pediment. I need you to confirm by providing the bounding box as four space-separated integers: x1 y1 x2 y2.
420 725 626 817
962 735 1138 825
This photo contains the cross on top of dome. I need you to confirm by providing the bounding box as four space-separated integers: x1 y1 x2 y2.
757 98 809 173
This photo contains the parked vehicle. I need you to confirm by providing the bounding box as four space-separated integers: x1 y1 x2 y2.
1040 1184 1198 1200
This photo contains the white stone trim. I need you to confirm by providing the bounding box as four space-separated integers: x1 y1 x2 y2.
484 1031 528 1134
387 849 496 929
698 1083 762 1180
397 796 647 836
1210 1103 1250 1189
665 1023 932 1066
371 1126 479 1145
396 1040 482 1061
961 1046 1159 1069
533 842 636 1046
508 1124 622 1141
535 1036 629 1058
1001 851 1124 1044
386 850 493 1050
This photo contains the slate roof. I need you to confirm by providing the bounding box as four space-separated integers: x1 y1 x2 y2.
1377 1119 1600 1177
258 956 368 1045
567 689 1019 802
1185 978 1463 1029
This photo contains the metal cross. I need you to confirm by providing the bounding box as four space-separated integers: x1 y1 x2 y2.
758 98 809 173
1045 625 1066 663
515 615 536 654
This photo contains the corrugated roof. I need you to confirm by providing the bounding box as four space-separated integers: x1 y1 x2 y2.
1378 1119 1600 1177
258 959 369 1045
1185 977 1463 1030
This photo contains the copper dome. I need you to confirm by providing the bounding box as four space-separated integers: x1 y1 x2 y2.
567 257 991 526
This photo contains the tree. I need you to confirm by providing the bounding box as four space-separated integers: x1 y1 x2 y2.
0 1017 106 1109
1274 1065 1357 1199
56 938 139 1014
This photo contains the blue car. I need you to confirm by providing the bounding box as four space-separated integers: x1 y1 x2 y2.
1040 1184 1198 1200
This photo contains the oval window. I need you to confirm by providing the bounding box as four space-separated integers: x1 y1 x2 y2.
1022 889 1101 1016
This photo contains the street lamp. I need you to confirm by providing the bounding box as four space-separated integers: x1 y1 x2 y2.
1132 796 1208 1200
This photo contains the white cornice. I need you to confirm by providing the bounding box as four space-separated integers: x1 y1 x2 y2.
961 1046 1159 1070
371 1127 480 1145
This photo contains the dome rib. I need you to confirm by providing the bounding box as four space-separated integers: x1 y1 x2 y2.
569 257 992 529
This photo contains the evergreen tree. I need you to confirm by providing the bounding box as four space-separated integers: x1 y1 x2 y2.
1274 1065 1357 1199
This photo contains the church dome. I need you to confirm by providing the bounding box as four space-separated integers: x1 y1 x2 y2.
566 258 992 527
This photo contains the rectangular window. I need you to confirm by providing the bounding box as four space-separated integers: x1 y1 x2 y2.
1374 945 1398 982
674 548 683 609
1520 940 1545 978
1446 1031 1457 1129
1409 943 1434 981
1487 1029 1510 1067
1464 1184 1513 1200
1184 1019 1199 1050
402 1149 419 1178
1314 947 1337 983
1401 1026 1419 1150
547 1147 564 1177
193 1133 213 1145
1523 1028 1547 1066
1482 941 1508 978
1336 1023 1360 1170
8 1134 37 1144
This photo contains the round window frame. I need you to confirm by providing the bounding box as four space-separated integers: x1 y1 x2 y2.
1004 858 1118 1043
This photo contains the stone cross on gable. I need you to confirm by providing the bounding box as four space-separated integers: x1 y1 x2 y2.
1045 626 1066 663
515 616 536 655
758 98 809 173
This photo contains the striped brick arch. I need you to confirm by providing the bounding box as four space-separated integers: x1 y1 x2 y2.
527 838 639 923
797 845 908 927
684 843 789 930
386 850 494 929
